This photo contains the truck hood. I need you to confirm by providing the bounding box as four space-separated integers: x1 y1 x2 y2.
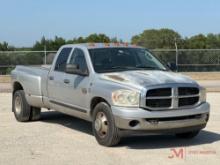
100 70 198 89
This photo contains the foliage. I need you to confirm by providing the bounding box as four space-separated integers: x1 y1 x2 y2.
131 29 183 49
32 36 66 51
32 34 116 51
0 42 15 51
131 29 220 49
2 29 220 51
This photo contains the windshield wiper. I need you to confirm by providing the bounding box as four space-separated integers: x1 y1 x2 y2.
135 66 167 71
99 66 167 73
110 66 137 70
97 66 137 73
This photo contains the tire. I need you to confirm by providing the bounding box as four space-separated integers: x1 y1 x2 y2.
12 90 31 122
175 130 200 139
92 102 121 147
29 107 41 121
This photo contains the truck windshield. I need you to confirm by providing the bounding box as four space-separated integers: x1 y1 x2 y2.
89 48 167 73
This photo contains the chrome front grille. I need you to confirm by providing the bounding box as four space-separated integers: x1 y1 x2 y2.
146 88 171 97
178 97 199 107
145 87 200 110
178 87 199 96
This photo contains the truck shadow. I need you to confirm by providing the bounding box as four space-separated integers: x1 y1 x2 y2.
120 131 220 149
41 111 93 135
41 111 220 149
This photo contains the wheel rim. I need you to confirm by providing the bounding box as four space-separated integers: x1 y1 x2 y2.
15 95 22 114
94 112 108 138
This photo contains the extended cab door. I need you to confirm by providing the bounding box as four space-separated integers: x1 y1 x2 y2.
47 47 72 103
62 48 91 112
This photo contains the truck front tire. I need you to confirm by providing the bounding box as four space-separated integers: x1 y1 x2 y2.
92 102 121 147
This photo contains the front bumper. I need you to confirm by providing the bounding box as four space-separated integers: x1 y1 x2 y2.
112 102 210 133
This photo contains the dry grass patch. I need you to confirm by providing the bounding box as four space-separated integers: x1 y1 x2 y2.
181 72 220 80
0 76 11 83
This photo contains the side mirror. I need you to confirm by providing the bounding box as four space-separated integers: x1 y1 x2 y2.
65 64 88 76
167 62 177 72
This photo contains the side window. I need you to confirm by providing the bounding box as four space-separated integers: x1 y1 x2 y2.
54 48 72 72
69 48 88 73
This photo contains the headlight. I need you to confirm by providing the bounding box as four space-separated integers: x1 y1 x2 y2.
200 87 206 103
112 90 140 107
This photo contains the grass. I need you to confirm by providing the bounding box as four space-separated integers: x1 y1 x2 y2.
0 75 11 83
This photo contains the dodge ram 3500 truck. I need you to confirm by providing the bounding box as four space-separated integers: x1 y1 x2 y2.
11 43 210 146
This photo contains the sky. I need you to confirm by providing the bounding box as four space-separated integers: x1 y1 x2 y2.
0 0 219 47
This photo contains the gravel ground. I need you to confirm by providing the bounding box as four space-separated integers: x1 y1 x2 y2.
0 93 219 165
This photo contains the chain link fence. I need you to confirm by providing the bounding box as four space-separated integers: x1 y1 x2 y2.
1 49 220 74
0 51 56 74
152 49 220 71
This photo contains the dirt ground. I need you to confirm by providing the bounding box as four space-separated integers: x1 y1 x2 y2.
0 93 219 165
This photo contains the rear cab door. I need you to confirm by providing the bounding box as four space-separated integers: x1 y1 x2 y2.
47 46 72 104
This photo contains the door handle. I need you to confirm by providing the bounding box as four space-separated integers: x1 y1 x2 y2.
49 76 54 80
64 79 70 84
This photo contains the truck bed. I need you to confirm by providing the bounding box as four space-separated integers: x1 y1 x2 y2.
11 65 51 108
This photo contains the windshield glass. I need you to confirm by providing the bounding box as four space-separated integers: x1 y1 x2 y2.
89 48 167 73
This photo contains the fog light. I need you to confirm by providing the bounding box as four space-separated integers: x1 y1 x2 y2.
129 120 140 127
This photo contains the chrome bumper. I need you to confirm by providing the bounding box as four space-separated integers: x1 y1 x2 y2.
112 102 210 132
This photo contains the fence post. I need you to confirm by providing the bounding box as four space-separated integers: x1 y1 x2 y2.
44 45 47 65
175 39 178 72
218 54 220 65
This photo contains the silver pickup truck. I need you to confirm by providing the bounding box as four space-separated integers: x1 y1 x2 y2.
11 43 210 146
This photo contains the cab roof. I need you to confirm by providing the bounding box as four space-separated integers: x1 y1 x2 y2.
62 43 142 49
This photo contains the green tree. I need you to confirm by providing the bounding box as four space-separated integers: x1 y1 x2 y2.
67 34 112 44
32 36 47 50
185 34 207 49
206 33 220 48
110 37 123 43
0 41 15 51
51 36 66 50
85 33 110 43
131 28 182 49
67 37 86 44
32 36 66 51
